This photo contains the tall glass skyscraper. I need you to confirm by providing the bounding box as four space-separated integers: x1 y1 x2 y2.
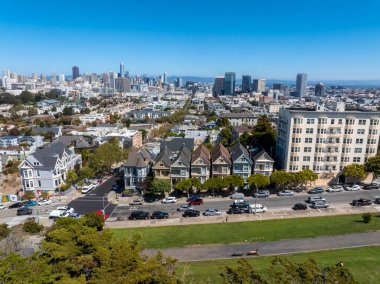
242 75 252 92
296 73 307 98
119 62 125 78
72 66 79 80
224 72 236 95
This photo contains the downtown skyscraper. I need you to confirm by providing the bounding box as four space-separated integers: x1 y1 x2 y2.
119 62 125 78
72 66 79 80
241 75 252 93
296 73 307 98
223 72 236 95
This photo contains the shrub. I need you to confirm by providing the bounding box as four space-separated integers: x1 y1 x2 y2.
82 212 105 231
0 223 11 240
23 220 44 234
362 213 372 224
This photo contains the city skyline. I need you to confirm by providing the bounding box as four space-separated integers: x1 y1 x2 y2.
1 0 380 80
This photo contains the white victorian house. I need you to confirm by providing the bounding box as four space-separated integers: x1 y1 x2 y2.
19 142 82 192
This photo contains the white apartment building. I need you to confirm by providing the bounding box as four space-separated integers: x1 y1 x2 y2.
79 113 107 124
276 108 380 176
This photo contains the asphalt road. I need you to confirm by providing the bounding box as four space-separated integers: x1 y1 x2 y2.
67 174 121 216
144 230 380 262
112 189 380 218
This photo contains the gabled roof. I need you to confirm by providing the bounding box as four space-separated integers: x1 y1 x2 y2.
230 143 252 163
172 144 192 167
252 149 274 163
26 142 72 169
192 144 211 166
161 137 195 152
211 143 231 165
125 148 151 168
33 126 61 136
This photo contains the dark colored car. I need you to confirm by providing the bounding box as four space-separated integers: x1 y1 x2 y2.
150 211 169 219
182 209 200 217
128 211 150 220
293 203 307 210
17 207 33 215
230 201 250 209
362 184 380 190
186 195 201 202
374 198 380 204
352 198 372 207
188 198 204 205
307 187 324 194
9 202 25 209
227 207 245 214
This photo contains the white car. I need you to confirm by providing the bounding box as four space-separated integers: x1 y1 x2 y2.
49 210 70 219
38 199 52 206
327 185 343 192
345 184 361 191
249 204 267 213
162 197 177 204
81 185 94 194
57 206 75 213
0 204 5 210
177 204 193 212
203 209 222 216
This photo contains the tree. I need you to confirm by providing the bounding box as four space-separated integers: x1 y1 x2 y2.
62 106 74 116
175 179 193 197
221 258 267 284
203 177 224 196
362 213 372 224
149 179 172 196
223 175 244 191
343 164 367 182
220 126 233 148
248 174 270 192
90 138 122 173
79 166 95 179
27 107 38 116
293 169 318 187
23 191 36 201
365 155 380 179
19 91 35 103
216 117 230 127
139 129 148 143
252 115 276 154
270 170 294 188
40 191 49 200
0 224 11 240
66 170 78 185
239 131 251 147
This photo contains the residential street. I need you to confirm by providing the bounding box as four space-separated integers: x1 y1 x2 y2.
144 230 380 262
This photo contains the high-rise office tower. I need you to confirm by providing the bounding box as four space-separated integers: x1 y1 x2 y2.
163 72 168 84
119 62 125 78
315 83 325 97
32 73 38 80
3 69 10 77
223 72 236 95
252 79 266 92
296 73 307 98
213 76 225 97
242 75 252 93
72 66 80 80
40 73 46 82
115 77 131 93
109 72 116 89
52 71 56 84
59 74 65 84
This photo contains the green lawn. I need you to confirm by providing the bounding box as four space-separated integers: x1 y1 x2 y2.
111 214 380 249
176 246 380 284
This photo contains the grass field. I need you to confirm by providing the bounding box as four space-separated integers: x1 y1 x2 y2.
111 214 380 249
176 246 380 283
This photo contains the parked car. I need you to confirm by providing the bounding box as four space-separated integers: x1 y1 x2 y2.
183 209 200 217
227 207 245 214
253 190 270 198
150 211 169 219
17 207 33 215
188 198 203 205
306 196 326 203
307 187 324 194
49 210 70 219
277 190 294 196
249 204 267 213
0 204 5 210
161 196 177 204
81 185 94 194
128 211 150 220
310 202 329 209
374 198 380 204
9 202 25 209
186 195 201 202
352 198 372 206
38 199 52 206
56 206 75 213
363 184 380 190
129 199 144 206
345 184 361 191
203 209 222 216
327 185 344 192
231 201 251 209
230 193 245 199
177 205 194 212
24 200 38 207
233 199 247 205
293 203 307 210
69 212 81 219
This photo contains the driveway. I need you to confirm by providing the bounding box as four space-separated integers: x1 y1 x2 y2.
144 231 380 262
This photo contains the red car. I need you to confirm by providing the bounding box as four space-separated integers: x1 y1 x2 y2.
188 198 203 205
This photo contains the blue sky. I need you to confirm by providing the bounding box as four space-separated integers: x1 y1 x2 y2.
1 0 380 80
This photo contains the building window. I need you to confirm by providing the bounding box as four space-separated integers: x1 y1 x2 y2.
356 139 363 144
302 165 310 170
344 129 353 134
318 118 327 124
338 119 343 124
306 128 313 134
305 138 313 143
307 119 315 124
358 119 366 125
370 119 379 125
38 180 41 187
331 119 335 124
353 157 361 163
303 156 311 162
357 129 365 135
346 119 355 125
304 147 312 153
354 148 362 153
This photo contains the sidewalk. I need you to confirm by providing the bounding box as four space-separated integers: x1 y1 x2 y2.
105 205 380 229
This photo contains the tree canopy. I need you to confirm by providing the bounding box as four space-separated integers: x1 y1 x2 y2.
343 164 367 181
248 174 270 190
90 138 123 173
270 170 294 188
223 175 244 190
252 115 276 154
149 179 172 195
365 155 380 178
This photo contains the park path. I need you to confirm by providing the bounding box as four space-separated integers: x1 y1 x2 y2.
144 230 380 262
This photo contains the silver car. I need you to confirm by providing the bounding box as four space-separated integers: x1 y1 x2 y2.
310 201 329 209
203 209 222 216
177 205 194 212
277 190 294 196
